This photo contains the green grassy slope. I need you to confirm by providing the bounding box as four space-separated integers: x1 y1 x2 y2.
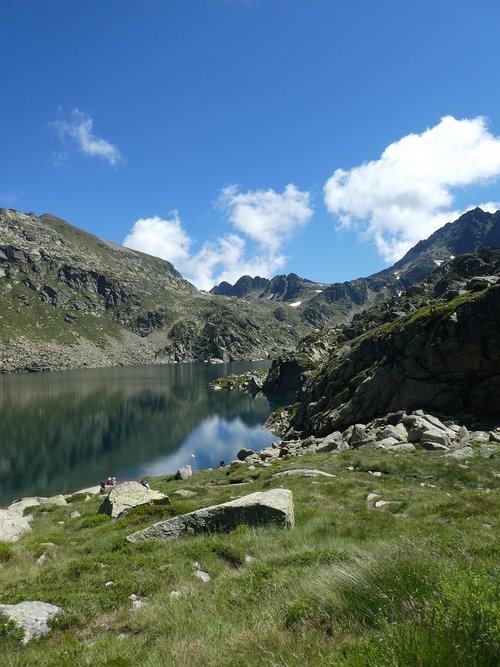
1 447 498 666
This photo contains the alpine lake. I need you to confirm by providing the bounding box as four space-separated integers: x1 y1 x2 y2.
0 360 285 506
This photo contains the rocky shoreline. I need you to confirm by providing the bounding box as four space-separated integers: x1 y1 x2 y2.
239 408 500 467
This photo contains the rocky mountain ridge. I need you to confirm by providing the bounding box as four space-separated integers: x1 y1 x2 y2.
212 208 500 328
0 209 313 372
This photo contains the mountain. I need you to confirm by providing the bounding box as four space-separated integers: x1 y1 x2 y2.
0 209 313 372
212 208 500 328
1 207 499 374
210 272 327 303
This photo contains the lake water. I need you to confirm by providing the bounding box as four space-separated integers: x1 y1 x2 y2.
0 361 281 506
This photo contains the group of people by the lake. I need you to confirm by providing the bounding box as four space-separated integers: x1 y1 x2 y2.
99 477 117 493
99 476 150 493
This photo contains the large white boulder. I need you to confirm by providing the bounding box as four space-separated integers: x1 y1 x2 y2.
127 488 294 543
98 481 169 519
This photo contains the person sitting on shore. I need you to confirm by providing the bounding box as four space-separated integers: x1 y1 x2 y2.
140 479 150 490
106 477 113 486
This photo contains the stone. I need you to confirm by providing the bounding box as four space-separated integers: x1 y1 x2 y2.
421 441 449 451
418 428 451 448
237 448 255 461
0 601 60 643
366 493 380 507
315 431 345 453
445 446 474 461
375 436 400 448
169 591 181 600
273 469 335 478
259 448 277 460
349 424 368 446
376 423 408 442
479 445 494 459
127 489 294 543
457 426 470 439
0 509 32 543
174 465 193 481
388 443 416 453
130 599 146 611
69 511 81 519
36 553 47 566
98 481 170 519
194 570 211 583
174 489 197 498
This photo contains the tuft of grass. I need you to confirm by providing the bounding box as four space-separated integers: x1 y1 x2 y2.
0 541 14 562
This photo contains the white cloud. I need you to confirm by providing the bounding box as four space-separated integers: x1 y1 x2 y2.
124 184 312 290
51 109 122 166
324 115 500 262
123 213 191 266
219 183 313 253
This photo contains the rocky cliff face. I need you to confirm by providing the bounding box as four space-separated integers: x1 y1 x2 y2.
0 209 312 372
265 248 500 437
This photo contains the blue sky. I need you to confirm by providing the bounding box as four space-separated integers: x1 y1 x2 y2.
2 0 500 289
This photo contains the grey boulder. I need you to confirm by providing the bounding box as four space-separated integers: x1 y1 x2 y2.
98 481 169 519
127 488 294 543
0 601 60 643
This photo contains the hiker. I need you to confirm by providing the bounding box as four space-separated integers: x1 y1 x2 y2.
140 479 150 490
100 481 106 494
106 477 113 486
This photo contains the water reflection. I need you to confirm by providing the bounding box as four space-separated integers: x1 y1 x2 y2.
0 361 274 504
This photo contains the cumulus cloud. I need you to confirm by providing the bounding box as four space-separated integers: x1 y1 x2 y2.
324 115 500 262
124 184 312 290
123 213 191 266
219 183 312 252
51 108 122 166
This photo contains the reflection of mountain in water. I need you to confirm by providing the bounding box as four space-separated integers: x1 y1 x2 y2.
0 361 273 504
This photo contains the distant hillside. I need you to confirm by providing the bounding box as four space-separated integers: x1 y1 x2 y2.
212 208 500 328
0 209 313 372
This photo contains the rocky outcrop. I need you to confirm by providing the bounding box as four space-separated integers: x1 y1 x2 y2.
290 283 500 437
98 482 169 519
127 489 294 543
0 601 60 643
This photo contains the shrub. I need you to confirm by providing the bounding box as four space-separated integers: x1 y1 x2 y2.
81 514 111 529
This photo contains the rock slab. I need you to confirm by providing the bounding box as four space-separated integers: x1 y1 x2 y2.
0 601 60 643
127 488 294 543
98 481 169 519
